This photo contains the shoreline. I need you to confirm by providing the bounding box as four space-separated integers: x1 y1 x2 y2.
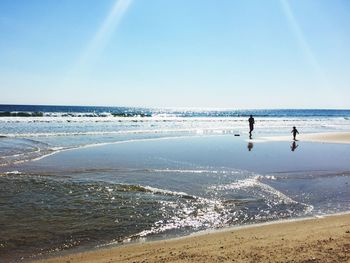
36 213 350 263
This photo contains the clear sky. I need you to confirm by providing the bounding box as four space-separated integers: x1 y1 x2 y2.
0 0 349 109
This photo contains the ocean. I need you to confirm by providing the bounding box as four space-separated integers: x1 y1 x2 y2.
1 105 350 261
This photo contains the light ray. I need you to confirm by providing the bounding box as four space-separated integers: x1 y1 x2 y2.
280 0 320 72
78 0 133 68
62 0 133 90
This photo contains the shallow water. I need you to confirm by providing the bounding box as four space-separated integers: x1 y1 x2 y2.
1 134 350 261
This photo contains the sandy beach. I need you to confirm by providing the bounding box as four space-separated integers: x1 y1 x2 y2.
37 213 350 263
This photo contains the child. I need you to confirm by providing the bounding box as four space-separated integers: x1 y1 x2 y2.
291 126 299 141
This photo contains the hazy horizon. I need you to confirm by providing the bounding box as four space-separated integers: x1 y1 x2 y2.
1 103 350 111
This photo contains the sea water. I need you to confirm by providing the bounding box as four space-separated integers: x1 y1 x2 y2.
1 105 350 261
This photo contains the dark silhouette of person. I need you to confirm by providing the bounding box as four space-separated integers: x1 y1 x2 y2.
247 142 254 151
248 115 255 137
291 126 299 141
290 141 298 151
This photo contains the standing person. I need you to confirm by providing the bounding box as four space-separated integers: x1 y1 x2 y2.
248 115 255 137
291 126 299 141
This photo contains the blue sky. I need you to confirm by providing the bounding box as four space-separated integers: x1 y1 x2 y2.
0 0 349 108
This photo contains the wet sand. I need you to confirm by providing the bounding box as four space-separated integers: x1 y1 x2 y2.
37 213 350 263
262 131 350 144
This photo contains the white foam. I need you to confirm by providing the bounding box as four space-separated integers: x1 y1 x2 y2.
3 170 22 175
0 127 237 138
151 169 240 175
211 175 297 205
142 185 191 198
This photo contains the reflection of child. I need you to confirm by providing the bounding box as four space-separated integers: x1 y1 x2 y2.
291 126 299 141
290 141 298 151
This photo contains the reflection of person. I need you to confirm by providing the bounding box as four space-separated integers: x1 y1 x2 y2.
248 115 255 136
291 126 299 141
247 142 254 151
290 141 298 151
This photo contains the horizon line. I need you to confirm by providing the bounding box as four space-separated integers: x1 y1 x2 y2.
0 103 349 111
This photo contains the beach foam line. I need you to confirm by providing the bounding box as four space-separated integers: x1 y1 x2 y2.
0 170 23 176
0 137 51 164
210 175 314 212
151 168 241 175
110 183 197 199
262 170 350 181
211 175 296 205
0 127 240 138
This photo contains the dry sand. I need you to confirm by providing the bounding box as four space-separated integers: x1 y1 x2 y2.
37 213 350 263
261 131 350 144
